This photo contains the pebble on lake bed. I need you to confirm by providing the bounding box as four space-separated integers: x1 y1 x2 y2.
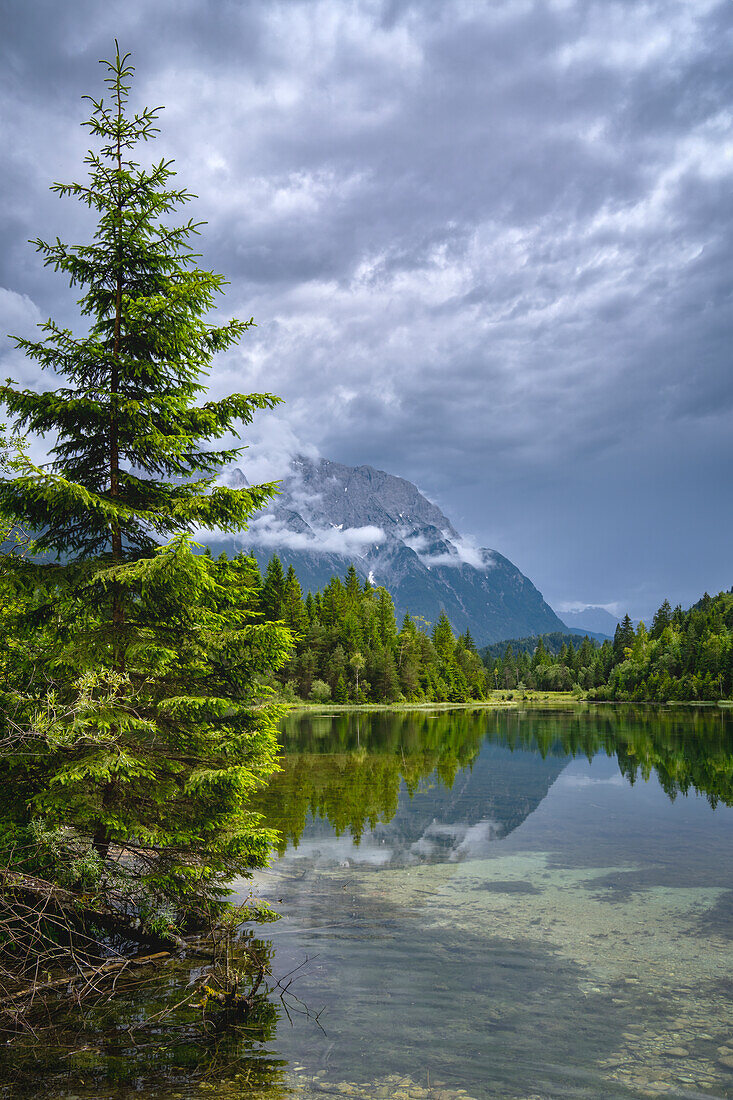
286 1072 479 1100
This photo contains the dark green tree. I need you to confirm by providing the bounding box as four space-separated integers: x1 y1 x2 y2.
260 555 287 621
0 47 291 962
282 564 308 635
613 614 635 659
651 599 672 639
2 48 277 595
344 563 361 601
432 611 455 663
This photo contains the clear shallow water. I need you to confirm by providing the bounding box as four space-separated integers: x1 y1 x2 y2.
243 708 733 1100
8 706 733 1099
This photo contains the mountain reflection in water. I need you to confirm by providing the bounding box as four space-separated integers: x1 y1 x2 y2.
252 706 733 864
6 705 733 1100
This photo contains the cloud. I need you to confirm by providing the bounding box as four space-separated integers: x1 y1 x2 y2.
0 288 43 377
404 530 490 570
2 1 733 618
232 514 386 558
556 772 625 790
220 418 319 489
558 601 622 616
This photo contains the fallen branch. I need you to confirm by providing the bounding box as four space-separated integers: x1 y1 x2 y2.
1 869 186 950
3 950 171 1012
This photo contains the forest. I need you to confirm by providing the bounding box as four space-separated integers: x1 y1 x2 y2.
1 34 731 1066
200 552 733 706
487 592 733 701
216 553 489 704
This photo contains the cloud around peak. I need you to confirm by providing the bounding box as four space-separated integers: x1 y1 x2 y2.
2 0 732 617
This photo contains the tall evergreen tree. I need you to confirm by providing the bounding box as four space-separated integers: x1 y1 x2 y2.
2 46 278 585
651 599 672 639
260 555 287 621
282 564 308 635
432 611 455 663
0 48 291 956
344 563 361 602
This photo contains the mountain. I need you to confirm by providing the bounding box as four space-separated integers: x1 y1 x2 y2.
482 631 604 662
220 455 566 645
560 606 619 637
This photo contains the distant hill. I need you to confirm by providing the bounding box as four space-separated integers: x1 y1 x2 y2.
216 454 566 645
481 630 603 663
565 626 613 643
560 606 619 636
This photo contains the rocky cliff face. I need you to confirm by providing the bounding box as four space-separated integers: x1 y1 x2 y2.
224 455 565 645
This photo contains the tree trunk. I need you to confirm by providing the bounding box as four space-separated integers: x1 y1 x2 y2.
110 73 125 658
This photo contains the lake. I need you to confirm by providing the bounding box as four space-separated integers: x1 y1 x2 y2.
8 706 733 1098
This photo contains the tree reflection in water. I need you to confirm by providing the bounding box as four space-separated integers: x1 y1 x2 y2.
5 705 733 1098
254 706 733 856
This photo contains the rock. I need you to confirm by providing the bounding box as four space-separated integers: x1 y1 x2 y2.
237 454 567 645
718 1055 733 1070
665 1047 689 1057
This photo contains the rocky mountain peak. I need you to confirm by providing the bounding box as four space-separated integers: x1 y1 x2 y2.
221 454 564 645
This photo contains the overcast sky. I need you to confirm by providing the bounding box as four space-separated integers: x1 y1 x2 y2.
2 0 732 620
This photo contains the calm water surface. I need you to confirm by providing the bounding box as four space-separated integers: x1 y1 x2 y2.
11 707 733 1099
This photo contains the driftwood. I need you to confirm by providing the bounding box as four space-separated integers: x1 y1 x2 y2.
3 950 171 1010
199 949 266 1017
0 866 279 1035
1 869 187 951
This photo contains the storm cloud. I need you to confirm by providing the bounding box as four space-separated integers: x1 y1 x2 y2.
2 0 732 618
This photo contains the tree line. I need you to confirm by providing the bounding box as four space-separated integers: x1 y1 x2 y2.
217 553 489 704
486 592 733 701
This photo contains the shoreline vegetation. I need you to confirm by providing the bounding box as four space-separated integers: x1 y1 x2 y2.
0 47 293 1037
285 694 733 714
252 553 733 708
251 552 733 708
1 41 731 1084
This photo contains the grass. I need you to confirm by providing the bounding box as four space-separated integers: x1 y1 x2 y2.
282 691 582 715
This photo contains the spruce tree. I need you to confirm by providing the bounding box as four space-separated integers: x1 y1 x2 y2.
344 563 361 602
261 555 287 621
432 611 456 663
282 564 308 635
3 46 278 577
0 47 292 949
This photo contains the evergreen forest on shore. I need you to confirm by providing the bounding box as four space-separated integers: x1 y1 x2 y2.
487 593 733 702
1 36 732 1080
193 552 733 707
0 46 293 1034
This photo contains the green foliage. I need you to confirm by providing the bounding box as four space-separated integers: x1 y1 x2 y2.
482 631 600 662
0 48 292 942
309 679 332 703
484 589 733 703
2 539 291 917
1 48 279 563
253 558 488 704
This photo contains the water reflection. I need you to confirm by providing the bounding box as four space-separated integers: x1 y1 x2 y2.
247 707 733 1099
254 706 733 862
7 706 733 1099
